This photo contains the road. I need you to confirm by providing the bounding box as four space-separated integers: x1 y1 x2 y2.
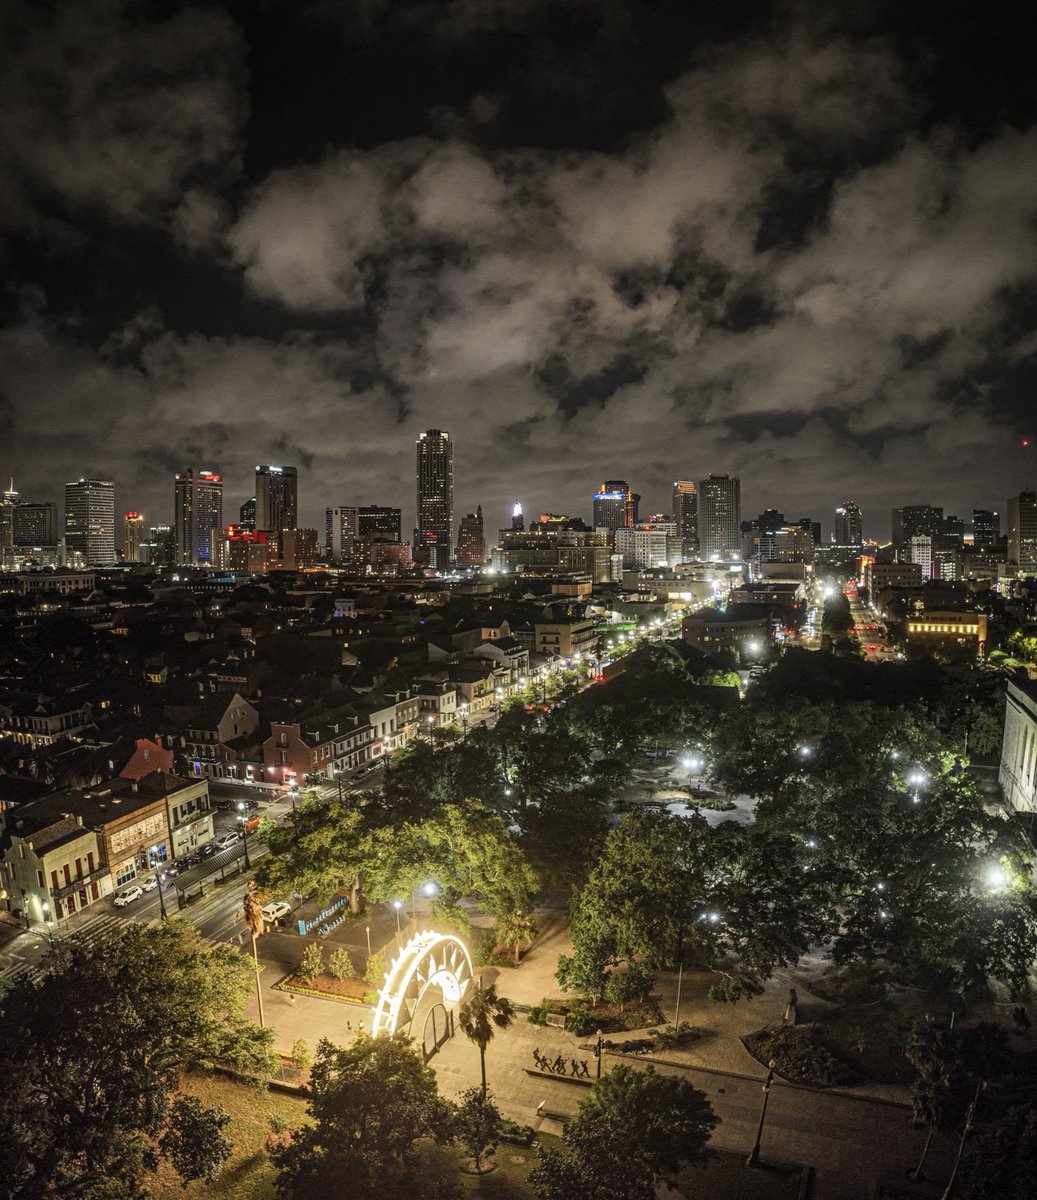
844 581 899 662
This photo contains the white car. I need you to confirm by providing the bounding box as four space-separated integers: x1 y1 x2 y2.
212 832 241 852
113 885 143 907
142 874 160 892
261 900 292 925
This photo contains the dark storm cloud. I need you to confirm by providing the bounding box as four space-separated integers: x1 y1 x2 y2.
1 0 1036 537
0 0 247 234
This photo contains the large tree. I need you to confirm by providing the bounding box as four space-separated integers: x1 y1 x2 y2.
272 1035 459 1200
530 1065 717 1200
0 919 274 1200
559 809 830 1002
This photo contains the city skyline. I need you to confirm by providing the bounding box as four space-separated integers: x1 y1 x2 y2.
0 3 1035 538
0 455 1028 555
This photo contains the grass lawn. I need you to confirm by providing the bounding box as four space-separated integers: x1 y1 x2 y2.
148 1072 306 1200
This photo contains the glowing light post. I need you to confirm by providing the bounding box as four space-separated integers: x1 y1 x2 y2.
238 803 251 869
393 900 403 935
460 702 470 742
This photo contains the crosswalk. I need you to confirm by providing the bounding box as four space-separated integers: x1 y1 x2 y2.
0 913 128 990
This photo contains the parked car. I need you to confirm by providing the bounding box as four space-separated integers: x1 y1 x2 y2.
215 798 236 811
113 885 143 907
142 874 160 892
212 831 241 852
261 900 291 925
237 798 260 811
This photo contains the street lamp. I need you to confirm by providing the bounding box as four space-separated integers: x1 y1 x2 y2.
156 863 168 921
746 1059 777 1167
393 900 402 934
985 864 1007 892
238 804 251 870
289 784 299 816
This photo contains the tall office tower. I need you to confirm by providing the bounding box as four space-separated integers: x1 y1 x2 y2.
798 517 822 545
325 505 359 563
593 480 635 531
758 508 785 534
0 479 17 554
65 478 116 565
122 512 144 561
239 497 257 530
1007 491 1037 567
511 502 525 532
698 474 741 560
416 428 454 569
891 504 943 550
907 535 934 579
456 507 486 569
833 501 863 547
672 481 697 554
255 465 298 540
13 501 58 546
174 469 223 566
941 515 965 549
972 509 1000 547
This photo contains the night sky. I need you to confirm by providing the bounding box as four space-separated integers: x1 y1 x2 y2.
2 0 1036 541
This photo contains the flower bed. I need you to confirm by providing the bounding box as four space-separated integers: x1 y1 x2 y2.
743 1024 858 1088
276 971 373 1005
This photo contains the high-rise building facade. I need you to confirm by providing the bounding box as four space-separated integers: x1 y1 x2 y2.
174 469 223 566
239 497 257 530
593 480 636 531
416 429 453 569
255 466 298 538
1007 491 1037 568
892 505 943 550
358 506 402 543
907 535 934 579
123 512 144 561
941 515 965 549
325 505 359 563
456 507 486 569
0 479 18 556
511 502 525 532
833 501 863 547
672 481 697 555
146 524 175 567
13 501 58 547
698 474 741 560
972 509 1000 547
65 479 116 565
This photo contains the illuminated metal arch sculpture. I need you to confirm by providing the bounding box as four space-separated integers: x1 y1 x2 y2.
371 929 474 1038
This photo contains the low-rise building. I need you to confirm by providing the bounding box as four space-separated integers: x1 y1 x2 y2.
682 604 774 654
534 616 598 660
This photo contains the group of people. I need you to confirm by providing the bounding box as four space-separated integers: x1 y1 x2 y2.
532 1048 591 1078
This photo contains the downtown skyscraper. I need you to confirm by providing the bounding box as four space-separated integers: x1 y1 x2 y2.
415 429 453 569
255 465 298 543
698 473 741 560
65 478 116 565
174 469 223 566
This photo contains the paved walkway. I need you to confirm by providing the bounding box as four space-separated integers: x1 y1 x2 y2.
241 909 955 1200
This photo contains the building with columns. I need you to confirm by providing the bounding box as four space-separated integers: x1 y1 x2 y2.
1000 680 1037 817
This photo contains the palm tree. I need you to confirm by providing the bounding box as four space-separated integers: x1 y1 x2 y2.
495 911 536 965
458 978 515 1093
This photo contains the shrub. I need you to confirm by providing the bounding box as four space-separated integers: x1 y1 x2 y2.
564 1003 596 1037
298 942 325 984
364 951 387 989
603 964 655 1011
291 1038 312 1069
328 948 355 980
527 1005 549 1027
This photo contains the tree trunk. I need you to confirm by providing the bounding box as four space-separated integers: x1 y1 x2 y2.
909 1124 935 1182
480 1046 488 1094
348 873 362 914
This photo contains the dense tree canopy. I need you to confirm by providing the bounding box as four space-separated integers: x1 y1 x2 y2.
272 1036 458 1200
530 1065 717 1200
0 920 274 1200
